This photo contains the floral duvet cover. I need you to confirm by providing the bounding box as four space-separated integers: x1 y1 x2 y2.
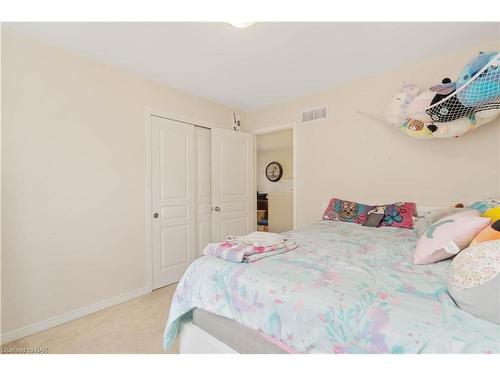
164 221 499 353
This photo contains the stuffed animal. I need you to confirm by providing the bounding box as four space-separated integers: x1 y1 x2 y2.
400 118 433 138
384 51 500 139
425 117 474 138
405 90 435 122
430 78 456 103
426 78 468 122
385 82 420 126
475 107 500 126
400 90 478 139
456 51 500 107
457 51 498 88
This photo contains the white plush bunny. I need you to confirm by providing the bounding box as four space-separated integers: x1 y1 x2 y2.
385 82 420 126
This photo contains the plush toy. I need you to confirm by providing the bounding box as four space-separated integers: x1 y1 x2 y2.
385 82 420 126
456 51 500 107
401 96 477 139
474 107 500 126
430 78 456 104
425 117 474 138
457 51 498 88
401 113 489 139
405 90 434 122
470 219 500 246
382 51 500 139
404 88 476 138
482 206 500 222
400 118 433 138
426 78 468 122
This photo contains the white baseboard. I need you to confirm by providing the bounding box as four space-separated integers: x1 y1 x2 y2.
0 286 150 345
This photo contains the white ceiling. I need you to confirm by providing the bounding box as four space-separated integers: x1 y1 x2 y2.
4 22 499 110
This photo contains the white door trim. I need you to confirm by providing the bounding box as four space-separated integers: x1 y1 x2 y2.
252 123 295 135
145 109 224 292
253 124 297 230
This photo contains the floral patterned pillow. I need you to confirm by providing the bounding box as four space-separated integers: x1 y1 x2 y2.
379 202 416 229
322 198 374 224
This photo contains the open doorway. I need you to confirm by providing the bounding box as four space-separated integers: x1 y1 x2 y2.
255 128 294 233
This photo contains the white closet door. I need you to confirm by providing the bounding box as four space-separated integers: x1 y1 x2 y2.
151 116 195 289
211 128 255 242
194 127 212 257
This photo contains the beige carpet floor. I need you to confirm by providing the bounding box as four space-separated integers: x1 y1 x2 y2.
1 284 179 354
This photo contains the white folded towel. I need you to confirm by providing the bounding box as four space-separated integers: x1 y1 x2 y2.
226 231 286 247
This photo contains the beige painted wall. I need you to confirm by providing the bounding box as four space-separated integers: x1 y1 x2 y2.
256 129 293 194
246 40 500 229
1 32 239 335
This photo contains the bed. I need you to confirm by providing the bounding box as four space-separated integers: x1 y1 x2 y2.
163 218 500 354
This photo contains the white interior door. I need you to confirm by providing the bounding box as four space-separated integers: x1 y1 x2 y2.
211 128 255 242
194 126 212 257
151 116 195 289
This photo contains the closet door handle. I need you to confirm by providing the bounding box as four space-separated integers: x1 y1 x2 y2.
214 206 221 212
153 212 159 219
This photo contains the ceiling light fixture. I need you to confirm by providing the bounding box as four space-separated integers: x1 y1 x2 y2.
228 22 255 28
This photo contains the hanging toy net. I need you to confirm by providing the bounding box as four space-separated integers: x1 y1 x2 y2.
376 51 500 138
416 52 500 124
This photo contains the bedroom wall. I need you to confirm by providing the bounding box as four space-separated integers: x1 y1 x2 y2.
1 32 239 339
245 40 500 229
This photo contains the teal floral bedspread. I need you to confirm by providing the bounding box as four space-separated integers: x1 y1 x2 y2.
163 221 499 353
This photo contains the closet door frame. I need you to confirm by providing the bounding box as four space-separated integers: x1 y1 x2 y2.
145 109 252 292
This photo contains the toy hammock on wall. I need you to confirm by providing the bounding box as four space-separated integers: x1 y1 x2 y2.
362 51 500 139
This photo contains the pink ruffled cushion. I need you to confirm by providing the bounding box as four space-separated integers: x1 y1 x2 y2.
413 210 491 265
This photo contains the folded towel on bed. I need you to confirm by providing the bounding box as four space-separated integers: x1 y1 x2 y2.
226 231 286 247
242 245 297 263
203 235 297 263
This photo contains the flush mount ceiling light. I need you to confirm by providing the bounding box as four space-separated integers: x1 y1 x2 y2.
228 22 255 28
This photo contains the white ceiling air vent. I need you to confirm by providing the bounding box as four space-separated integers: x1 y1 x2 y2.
301 106 328 123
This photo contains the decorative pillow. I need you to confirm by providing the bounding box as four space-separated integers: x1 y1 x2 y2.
470 219 500 246
322 198 374 224
379 202 416 229
482 206 500 222
448 240 500 324
362 213 385 227
413 208 470 237
468 198 500 214
413 210 491 265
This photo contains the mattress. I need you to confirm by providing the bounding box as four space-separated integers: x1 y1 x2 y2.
192 308 285 354
164 220 500 353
